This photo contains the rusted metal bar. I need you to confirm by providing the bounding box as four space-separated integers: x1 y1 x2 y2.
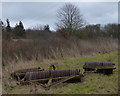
84 62 115 67
45 75 78 88
11 67 43 80
25 69 80 81
13 67 41 73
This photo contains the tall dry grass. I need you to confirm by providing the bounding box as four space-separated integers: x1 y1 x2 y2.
2 37 118 66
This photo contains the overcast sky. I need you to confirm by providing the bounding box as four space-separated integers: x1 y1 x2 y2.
2 2 118 30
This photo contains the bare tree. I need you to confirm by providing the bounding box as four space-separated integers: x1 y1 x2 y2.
56 3 85 35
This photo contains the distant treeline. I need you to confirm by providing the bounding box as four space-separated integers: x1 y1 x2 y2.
1 19 119 40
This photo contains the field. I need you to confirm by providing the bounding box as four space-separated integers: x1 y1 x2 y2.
2 51 118 94
2 2 119 95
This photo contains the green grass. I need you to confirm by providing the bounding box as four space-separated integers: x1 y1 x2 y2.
42 51 118 94
56 51 118 72
5 51 118 94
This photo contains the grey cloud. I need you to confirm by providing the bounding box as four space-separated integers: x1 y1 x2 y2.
2 2 118 30
76 2 118 24
118 2 120 24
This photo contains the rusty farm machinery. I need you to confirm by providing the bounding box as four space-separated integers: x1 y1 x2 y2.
83 62 116 75
11 65 83 88
11 62 116 88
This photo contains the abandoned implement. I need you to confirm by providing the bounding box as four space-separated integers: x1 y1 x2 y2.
20 69 83 87
11 67 43 80
25 69 80 81
83 62 116 75
11 66 83 88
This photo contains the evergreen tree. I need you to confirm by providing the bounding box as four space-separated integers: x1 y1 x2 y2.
1 20 4 31
5 19 13 40
13 21 26 38
44 24 50 31
19 21 24 29
6 19 11 33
